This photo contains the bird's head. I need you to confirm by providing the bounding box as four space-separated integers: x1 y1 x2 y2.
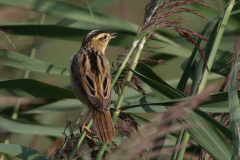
82 30 116 53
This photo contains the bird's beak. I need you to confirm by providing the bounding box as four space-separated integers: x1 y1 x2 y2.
109 33 116 39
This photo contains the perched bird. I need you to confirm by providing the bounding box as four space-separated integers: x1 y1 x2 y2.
70 30 116 143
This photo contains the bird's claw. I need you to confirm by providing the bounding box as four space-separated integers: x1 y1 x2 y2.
81 125 91 133
85 134 92 140
81 125 92 140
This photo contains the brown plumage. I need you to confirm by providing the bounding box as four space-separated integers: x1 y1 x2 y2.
70 30 115 143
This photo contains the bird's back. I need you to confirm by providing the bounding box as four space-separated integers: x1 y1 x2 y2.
70 49 111 113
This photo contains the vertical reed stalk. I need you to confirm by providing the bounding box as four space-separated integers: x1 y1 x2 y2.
112 37 146 121
95 144 107 160
174 1 235 159
67 119 93 160
171 42 200 160
95 37 146 160
198 0 235 94
111 40 140 86
53 108 87 160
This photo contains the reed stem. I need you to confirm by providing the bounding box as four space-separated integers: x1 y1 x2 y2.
53 108 87 160
67 119 93 160
173 1 235 160
96 37 146 160
111 40 139 86
171 16 221 160
95 144 107 160
197 0 235 94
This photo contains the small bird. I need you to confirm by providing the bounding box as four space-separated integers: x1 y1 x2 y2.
70 30 116 143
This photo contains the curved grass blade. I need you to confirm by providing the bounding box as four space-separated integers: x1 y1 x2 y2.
178 16 222 92
22 90 234 114
22 93 163 114
192 19 221 95
212 50 233 76
228 62 240 159
136 63 185 97
181 49 233 77
178 1 237 158
21 99 82 114
0 79 75 99
176 32 240 52
197 0 235 94
1 25 191 57
231 9 240 16
185 111 233 160
0 115 66 137
130 63 185 100
84 0 118 11
0 144 50 160
120 91 237 114
0 48 70 76
0 25 191 77
189 3 240 31
56 0 118 26
0 0 138 33
0 0 178 45
132 63 233 159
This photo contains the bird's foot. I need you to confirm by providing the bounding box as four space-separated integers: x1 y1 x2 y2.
85 134 92 140
81 125 92 140
81 125 91 133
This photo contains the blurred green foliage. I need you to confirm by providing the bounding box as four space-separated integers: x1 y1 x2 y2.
0 0 240 160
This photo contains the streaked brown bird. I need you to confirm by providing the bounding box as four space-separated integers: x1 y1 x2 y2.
70 30 116 143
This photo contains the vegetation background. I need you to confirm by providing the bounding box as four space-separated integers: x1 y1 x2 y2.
0 0 240 160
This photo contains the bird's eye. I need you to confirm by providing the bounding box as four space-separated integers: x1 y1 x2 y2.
103 35 107 39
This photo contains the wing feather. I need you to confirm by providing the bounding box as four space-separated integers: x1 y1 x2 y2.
70 51 111 113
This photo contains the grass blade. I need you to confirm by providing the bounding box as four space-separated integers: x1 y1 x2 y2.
0 79 75 99
22 90 237 114
198 0 235 93
132 63 233 159
0 115 66 137
84 0 118 11
177 16 221 92
182 49 233 77
0 0 179 45
228 62 240 159
0 48 69 76
1 25 191 57
0 0 138 33
0 144 50 160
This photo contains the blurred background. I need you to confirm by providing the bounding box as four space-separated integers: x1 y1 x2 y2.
0 0 239 159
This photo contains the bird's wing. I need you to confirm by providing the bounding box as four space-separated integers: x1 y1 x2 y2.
70 52 111 113
98 54 111 113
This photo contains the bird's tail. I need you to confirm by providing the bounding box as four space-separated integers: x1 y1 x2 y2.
93 109 115 143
